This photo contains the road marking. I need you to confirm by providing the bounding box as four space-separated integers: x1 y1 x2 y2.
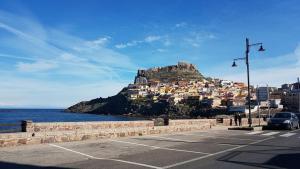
147 136 196 143
192 131 243 136
218 143 243 146
110 139 210 155
162 137 274 169
246 131 264 135
261 132 280 136
280 133 296 137
49 144 162 169
147 135 245 147
181 133 257 141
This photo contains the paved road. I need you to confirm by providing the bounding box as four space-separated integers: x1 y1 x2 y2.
1 128 300 169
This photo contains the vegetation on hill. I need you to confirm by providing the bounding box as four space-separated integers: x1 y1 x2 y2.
65 62 224 118
66 87 225 118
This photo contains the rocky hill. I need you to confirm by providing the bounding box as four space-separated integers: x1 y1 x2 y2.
66 88 131 114
65 62 209 117
134 62 204 84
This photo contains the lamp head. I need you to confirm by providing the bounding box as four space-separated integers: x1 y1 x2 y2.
232 61 237 67
258 45 265 52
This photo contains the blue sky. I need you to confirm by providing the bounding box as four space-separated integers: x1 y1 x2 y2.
0 0 300 108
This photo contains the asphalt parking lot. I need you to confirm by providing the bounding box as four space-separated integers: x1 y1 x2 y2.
1 127 300 169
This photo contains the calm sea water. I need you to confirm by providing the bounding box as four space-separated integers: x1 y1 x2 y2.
0 109 141 132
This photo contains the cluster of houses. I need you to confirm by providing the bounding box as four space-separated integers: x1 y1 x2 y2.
255 80 300 113
128 66 300 115
128 72 249 109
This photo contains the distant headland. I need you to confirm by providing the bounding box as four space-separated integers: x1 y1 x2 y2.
65 62 247 118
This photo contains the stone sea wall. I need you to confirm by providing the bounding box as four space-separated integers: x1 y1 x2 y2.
0 118 265 147
27 121 155 133
217 118 267 126
0 119 214 147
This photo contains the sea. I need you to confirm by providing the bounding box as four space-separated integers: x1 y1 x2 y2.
0 109 141 133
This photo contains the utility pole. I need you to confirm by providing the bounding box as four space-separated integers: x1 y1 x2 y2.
245 38 252 127
257 85 260 126
298 77 300 113
267 84 270 119
232 38 265 127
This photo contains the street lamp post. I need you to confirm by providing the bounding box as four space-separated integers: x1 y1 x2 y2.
232 38 265 127
257 85 260 126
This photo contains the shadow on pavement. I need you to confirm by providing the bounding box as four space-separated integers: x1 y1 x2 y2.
217 151 300 169
135 137 300 150
215 142 300 150
0 161 71 169
265 153 300 169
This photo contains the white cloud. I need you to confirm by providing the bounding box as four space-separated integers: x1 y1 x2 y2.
294 44 300 65
144 35 161 42
184 38 200 47
86 36 111 48
60 53 78 61
0 10 137 107
115 35 162 49
16 60 57 72
175 22 187 28
115 40 143 49
184 32 216 48
207 34 216 39
157 48 167 52
0 75 128 107
0 53 35 61
115 43 127 49
93 36 111 45
0 13 136 71
210 44 300 87
222 66 300 87
0 101 16 107
163 38 171 46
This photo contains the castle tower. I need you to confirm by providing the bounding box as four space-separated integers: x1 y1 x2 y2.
134 69 148 85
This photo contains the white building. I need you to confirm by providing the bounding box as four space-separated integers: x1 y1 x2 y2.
269 99 283 109
256 87 269 102
282 81 300 112
282 90 300 112
220 80 233 87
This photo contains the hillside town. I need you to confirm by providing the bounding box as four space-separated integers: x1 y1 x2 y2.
67 62 300 118
127 62 300 115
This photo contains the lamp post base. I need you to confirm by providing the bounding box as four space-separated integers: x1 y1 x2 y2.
248 118 252 127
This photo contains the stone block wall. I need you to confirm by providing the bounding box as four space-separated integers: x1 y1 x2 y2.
169 119 216 126
0 118 269 147
218 118 267 126
28 121 154 132
0 119 213 147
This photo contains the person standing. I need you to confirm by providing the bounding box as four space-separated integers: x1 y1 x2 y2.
238 113 242 126
234 113 238 126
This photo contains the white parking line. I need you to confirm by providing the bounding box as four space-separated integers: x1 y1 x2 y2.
147 136 196 143
146 135 246 148
280 133 296 137
246 131 264 135
193 131 243 136
181 133 257 141
110 139 211 155
261 132 280 136
218 143 244 146
162 137 274 169
49 144 162 169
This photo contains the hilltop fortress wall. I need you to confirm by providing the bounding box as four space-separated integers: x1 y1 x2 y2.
144 62 198 73
135 62 203 84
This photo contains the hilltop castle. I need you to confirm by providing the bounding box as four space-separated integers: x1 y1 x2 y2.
134 62 202 85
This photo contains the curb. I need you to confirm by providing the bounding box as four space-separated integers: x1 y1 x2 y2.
228 126 263 131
